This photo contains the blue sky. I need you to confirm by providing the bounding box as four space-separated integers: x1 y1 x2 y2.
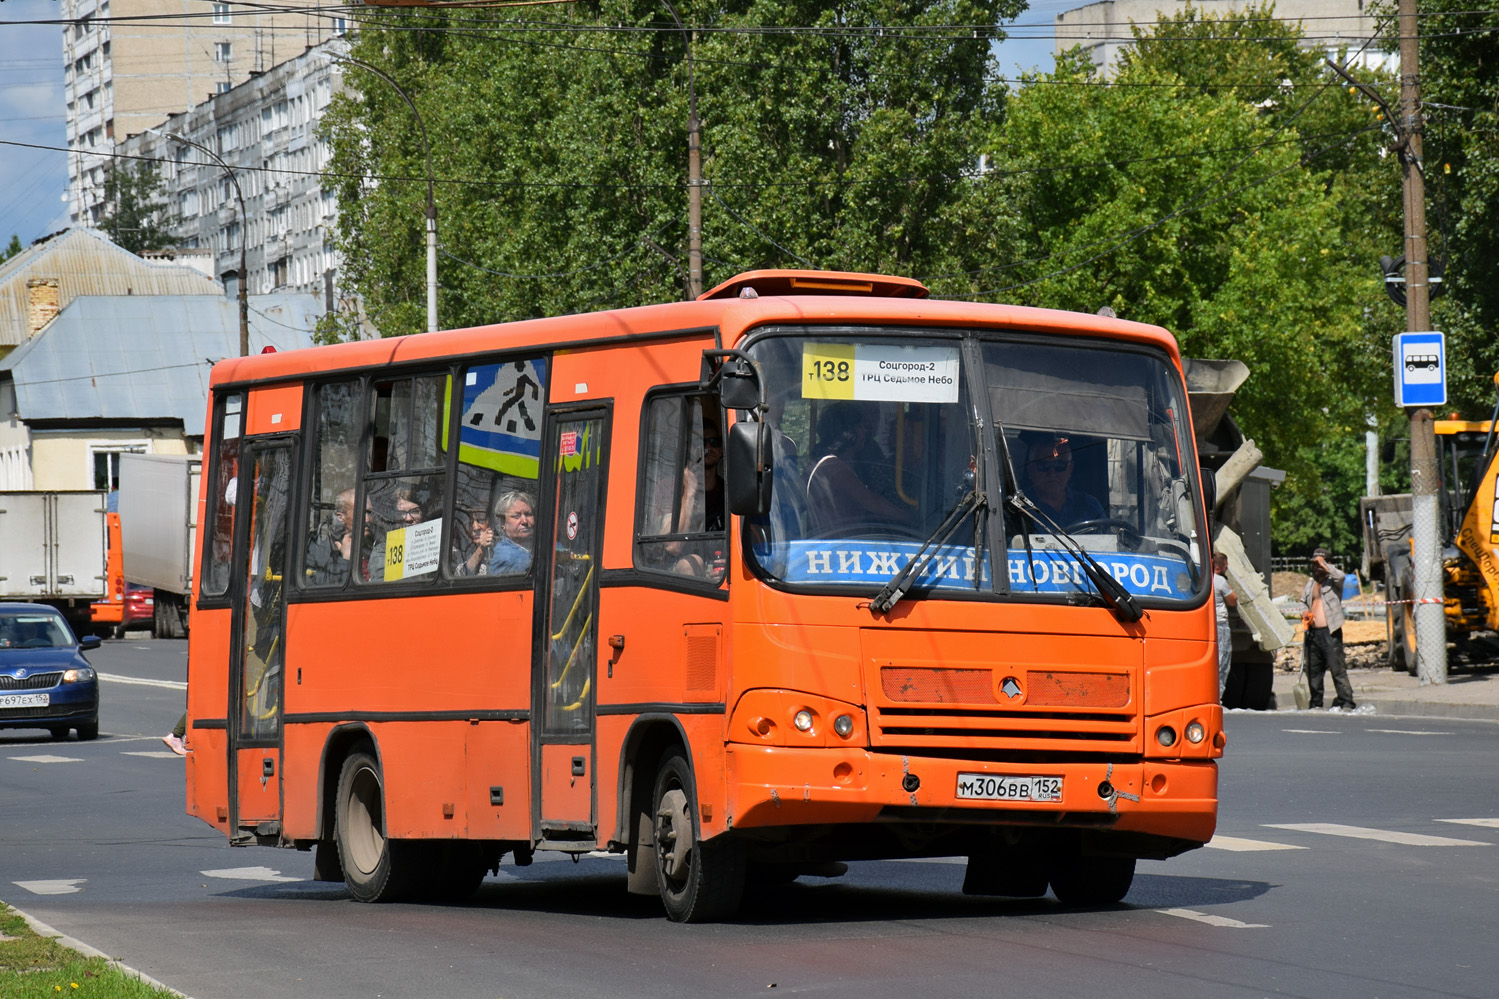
0 2 1069 249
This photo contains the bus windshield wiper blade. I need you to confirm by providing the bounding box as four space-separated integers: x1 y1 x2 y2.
870 490 984 614
1007 492 1144 623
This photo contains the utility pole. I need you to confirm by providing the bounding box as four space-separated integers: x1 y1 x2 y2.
1328 0 1444 683
1397 0 1446 685
662 2 702 299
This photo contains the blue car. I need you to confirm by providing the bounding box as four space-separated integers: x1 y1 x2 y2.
0 603 101 741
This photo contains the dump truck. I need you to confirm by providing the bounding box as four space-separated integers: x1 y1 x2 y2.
1362 373 1499 672
1186 359 1295 709
117 453 201 639
0 490 109 631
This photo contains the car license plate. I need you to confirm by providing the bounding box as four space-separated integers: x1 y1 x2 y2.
0 693 49 709
956 773 1062 802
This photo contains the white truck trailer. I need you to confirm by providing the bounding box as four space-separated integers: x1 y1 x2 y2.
118 453 201 639
0 490 109 630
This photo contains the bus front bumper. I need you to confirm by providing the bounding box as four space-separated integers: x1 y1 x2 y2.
724 745 1217 845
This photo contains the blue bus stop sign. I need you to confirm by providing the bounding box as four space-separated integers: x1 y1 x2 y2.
1393 331 1446 408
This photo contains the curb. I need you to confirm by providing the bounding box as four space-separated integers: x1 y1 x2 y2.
8 904 190 998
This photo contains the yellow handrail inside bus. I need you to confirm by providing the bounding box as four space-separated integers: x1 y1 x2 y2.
549 611 593 692
549 561 594 642
558 675 592 712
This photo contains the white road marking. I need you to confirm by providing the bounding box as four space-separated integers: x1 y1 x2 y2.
1281 729 1340 735
1205 835 1306 852
1264 823 1490 847
1368 729 1450 736
94 672 186 690
1157 907 1268 928
122 750 182 759
13 879 85 895
1436 818 1499 829
7 755 84 764
201 866 302 882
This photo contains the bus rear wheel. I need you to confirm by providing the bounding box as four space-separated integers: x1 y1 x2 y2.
651 752 744 923
336 750 412 903
1048 852 1136 906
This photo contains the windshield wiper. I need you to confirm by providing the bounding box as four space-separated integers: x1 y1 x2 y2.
1006 491 1144 623
870 489 985 614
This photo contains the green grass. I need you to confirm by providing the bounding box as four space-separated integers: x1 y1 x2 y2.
0 904 182 998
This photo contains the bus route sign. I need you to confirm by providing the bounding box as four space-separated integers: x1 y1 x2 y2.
1393 331 1446 408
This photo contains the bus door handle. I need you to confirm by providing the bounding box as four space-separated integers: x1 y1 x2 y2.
607 634 625 677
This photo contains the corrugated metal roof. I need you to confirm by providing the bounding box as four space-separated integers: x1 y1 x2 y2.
0 228 224 347
0 294 320 436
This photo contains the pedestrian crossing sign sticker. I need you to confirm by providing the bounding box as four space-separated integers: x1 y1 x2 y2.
457 358 548 477
1393 332 1445 407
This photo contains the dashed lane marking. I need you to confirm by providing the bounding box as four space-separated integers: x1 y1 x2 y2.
1204 835 1306 852
1263 823 1490 847
1436 818 1499 829
94 672 186 690
122 751 183 759
7 755 84 764
1157 908 1268 928
201 866 301 882
1281 729 1341 735
1368 729 1451 736
13 879 85 895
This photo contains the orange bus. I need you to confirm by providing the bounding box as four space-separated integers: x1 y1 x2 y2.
184 270 1222 921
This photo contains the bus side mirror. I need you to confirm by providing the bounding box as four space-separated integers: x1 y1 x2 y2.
726 421 773 516
1200 464 1217 513
717 361 761 411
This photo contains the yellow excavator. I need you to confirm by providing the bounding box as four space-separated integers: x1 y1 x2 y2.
1362 373 1499 673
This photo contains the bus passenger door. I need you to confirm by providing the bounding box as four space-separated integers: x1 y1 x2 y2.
227 441 293 843
534 410 607 844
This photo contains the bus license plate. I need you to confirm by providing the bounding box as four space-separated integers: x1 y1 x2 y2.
956 773 1062 802
0 693 49 709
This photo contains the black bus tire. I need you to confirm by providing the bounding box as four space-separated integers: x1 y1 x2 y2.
651 751 744 923
336 750 412 903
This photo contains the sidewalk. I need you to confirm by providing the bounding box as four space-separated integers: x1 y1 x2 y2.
1268 664 1499 721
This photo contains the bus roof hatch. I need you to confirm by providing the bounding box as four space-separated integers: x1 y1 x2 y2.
698 269 930 301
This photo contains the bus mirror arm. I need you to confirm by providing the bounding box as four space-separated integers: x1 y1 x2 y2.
726 421 774 517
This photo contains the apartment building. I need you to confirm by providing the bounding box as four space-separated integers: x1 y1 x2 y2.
63 0 347 226
1054 0 1383 77
111 39 347 304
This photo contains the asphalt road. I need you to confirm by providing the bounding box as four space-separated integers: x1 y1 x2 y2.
2 637 1497 999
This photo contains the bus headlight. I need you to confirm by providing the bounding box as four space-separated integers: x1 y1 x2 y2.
1156 725 1178 748
1185 721 1206 744
833 714 854 738
793 709 814 733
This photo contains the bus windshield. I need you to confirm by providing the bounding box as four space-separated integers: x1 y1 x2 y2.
744 330 1205 606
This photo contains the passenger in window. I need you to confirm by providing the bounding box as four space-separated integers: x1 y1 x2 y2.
365 485 425 583
1018 431 1104 529
805 401 908 536
489 490 536 574
663 414 727 577
307 487 356 585
452 507 495 576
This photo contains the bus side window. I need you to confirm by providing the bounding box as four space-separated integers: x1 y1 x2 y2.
304 379 360 589
361 374 448 585
447 358 548 579
201 392 243 599
635 390 726 584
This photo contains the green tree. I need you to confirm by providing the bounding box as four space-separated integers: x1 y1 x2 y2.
0 234 21 263
321 1 1023 339
98 161 178 254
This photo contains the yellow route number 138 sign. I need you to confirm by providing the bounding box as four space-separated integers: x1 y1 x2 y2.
801 343 960 404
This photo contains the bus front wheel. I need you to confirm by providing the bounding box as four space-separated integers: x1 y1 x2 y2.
336 750 411 903
1048 852 1135 906
651 752 745 922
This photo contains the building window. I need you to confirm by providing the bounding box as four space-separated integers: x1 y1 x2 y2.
212 2 231 24
214 41 231 62
217 81 231 94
